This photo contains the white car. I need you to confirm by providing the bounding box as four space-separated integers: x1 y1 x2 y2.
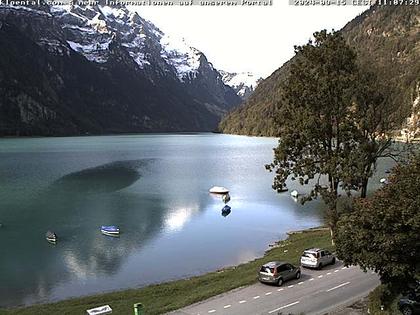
300 248 336 269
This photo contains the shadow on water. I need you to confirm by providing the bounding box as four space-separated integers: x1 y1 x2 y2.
52 159 154 194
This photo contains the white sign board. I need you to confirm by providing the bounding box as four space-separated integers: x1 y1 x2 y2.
86 305 112 315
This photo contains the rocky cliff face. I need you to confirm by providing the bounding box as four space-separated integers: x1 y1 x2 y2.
0 4 241 136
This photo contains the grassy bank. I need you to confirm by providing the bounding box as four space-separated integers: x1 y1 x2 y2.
0 228 333 315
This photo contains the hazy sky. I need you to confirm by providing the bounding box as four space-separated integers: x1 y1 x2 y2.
130 3 369 78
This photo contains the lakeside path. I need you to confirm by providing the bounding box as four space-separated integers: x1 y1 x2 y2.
168 261 379 315
0 228 371 315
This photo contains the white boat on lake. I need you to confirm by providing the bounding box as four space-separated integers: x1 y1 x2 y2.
290 190 299 198
101 225 120 236
209 186 229 194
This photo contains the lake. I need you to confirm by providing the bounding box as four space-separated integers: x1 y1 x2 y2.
0 133 391 307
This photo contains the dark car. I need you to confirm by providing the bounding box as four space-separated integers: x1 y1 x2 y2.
399 292 420 315
258 261 300 286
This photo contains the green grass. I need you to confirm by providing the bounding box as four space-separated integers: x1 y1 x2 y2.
0 228 333 315
367 284 401 315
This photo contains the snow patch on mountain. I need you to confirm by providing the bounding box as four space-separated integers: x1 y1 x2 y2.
160 34 202 81
219 71 262 99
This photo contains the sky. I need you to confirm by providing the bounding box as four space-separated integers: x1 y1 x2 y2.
129 2 369 78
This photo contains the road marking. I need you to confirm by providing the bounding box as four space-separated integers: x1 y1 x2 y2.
239 300 246 304
253 295 260 299
268 301 300 314
327 272 332 275
208 310 216 313
298 281 304 285
277 288 284 291
309 278 314 281
341 267 347 270
371 271 375 274
223 305 231 309
265 292 272 296
318 275 323 278
288 285 294 288
326 281 351 292
334 270 339 273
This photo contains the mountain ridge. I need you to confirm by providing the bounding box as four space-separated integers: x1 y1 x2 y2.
0 4 244 136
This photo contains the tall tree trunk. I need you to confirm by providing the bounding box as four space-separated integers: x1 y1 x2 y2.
361 176 368 198
330 226 335 246
361 163 371 198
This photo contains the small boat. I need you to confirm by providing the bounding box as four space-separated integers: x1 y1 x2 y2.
101 225 120 236
46 231 57 243
379 178 389 185
385 169 391 174
222 193 231 204
290 190 299 198
209 186 229 194
278 183 288 192
221 205 231 217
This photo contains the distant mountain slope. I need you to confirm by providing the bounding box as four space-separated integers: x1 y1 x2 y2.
219 5 420 136
0 5 241 136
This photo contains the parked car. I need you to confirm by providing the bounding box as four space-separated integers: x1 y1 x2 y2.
399 292 420 315
258 261 300 286
300 248 335 269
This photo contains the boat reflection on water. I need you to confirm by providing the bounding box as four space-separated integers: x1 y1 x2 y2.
221 205 231 217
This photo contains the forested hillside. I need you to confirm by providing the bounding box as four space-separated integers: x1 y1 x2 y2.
219 5 420 136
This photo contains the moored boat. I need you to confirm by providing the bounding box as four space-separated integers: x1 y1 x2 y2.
209 186 229 194
101 225 120 236
290 190 299 198
46 231 57 243
278 183 288 192
379 178 389 185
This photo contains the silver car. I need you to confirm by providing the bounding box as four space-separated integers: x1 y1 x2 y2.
300 248 336 269
258 261 301 286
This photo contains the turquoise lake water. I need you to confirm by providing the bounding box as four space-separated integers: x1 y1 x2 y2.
0 133 392 307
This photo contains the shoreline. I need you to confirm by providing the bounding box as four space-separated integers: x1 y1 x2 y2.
0 227 333 315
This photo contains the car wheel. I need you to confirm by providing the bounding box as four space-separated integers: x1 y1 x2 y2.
331 257 336 265
296 271 301 279
277 278 283 286
318 263 323 270
401 305 413 315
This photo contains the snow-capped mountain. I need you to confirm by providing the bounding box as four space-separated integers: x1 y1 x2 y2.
219 70 262 100
0 4 241 136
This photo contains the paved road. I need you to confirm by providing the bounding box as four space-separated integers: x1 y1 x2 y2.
169 261 379 315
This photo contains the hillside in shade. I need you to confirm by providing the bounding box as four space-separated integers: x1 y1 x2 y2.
0 4 242 136
219 5 420 137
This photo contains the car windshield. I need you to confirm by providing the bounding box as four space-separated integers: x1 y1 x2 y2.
260 266 274 274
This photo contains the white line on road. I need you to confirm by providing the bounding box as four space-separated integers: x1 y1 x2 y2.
327 272 332 275
265 292 272 296
309 278 314 281
326 281 351 292
298 281 304 285
288 285 294 288
253 295 260 299
208 310 216 313
318 275 323 278
334 270 339 273
223 305 231 309
268 301 300 314
341 267 347 270
277 288 284 291
239 300 246 304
